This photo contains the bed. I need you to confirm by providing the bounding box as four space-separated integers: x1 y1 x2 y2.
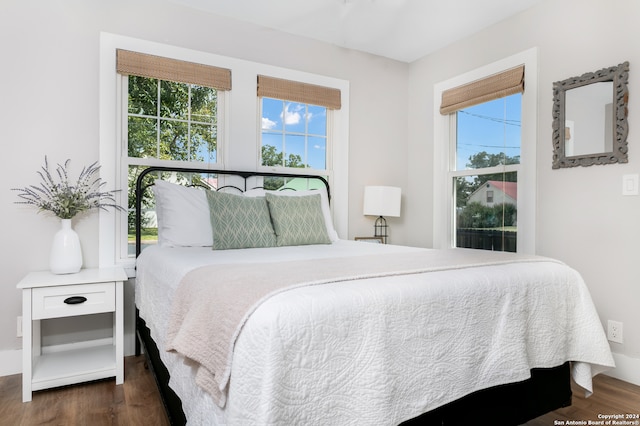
133 166 615 425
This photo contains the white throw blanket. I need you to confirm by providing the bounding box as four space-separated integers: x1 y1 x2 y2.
164 248 565 407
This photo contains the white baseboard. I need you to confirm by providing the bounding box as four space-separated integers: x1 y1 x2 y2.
0 349 22 377
603 352 640 386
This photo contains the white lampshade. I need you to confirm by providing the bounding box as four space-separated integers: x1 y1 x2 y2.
363 186 401 217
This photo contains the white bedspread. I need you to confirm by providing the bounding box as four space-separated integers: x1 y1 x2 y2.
135 240 615 425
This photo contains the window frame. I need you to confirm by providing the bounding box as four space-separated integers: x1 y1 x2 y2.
433 48 537 254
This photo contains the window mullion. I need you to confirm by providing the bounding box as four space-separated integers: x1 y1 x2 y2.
449 113 458 172
281 100 286 167
326 111 333 171
187 85 192 161
304 104 308 167
156 79 161 160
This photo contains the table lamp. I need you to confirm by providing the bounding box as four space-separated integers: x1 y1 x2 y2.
363 186 401 244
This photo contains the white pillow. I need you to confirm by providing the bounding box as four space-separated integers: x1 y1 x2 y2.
244 187 339 242
152 180 212 247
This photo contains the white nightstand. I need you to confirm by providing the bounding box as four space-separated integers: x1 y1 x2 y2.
17 267 127 402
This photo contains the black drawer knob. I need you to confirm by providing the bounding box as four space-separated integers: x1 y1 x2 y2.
64 296 87 305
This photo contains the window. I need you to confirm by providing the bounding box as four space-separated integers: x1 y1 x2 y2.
451 93 521 252
260 98 327 170
257 75 340 176
433 48 537 254
116 49 230 257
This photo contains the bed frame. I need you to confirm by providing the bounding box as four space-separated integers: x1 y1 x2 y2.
134 166 572 425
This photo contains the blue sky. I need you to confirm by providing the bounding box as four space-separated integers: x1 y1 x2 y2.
456 93 521 170
261 98 327 169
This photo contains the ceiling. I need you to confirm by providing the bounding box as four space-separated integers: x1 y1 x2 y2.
169 0 543 62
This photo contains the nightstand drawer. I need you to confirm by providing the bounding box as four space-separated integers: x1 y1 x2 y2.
32 282 116 320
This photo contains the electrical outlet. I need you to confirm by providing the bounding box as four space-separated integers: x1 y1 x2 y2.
607 320 623 344
17 316 22 338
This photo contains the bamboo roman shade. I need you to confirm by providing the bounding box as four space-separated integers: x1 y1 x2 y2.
116 49 231 90
257 75 341 110
440 65 524 115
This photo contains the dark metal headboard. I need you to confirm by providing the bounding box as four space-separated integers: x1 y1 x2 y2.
134 166 330 257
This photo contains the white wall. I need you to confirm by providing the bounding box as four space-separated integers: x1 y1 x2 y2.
0 0 408 373
407 0 640 384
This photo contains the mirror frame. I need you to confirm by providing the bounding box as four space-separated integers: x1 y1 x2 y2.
552 61 629 169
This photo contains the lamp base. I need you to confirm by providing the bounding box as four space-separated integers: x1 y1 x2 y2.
374 216 388 244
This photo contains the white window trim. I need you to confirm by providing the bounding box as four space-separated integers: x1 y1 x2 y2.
99 33 349 273
433 47 538 254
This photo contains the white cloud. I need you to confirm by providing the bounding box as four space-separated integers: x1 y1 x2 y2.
282 103 301 125
262 117 277 130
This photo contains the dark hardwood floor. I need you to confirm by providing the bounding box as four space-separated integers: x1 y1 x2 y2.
0 356 169 426
1 357 638 425
524 374 640 426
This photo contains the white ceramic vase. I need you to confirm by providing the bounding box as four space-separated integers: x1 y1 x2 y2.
50 219 82 274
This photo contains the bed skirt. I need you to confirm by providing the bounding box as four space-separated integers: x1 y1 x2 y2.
137 314 187 426
137 312 571 426
400 363 571 425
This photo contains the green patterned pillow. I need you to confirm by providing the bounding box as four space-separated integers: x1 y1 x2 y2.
205 191 276 250
265 193 331 246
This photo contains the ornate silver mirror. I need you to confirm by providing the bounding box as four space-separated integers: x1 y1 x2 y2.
552 62 629 169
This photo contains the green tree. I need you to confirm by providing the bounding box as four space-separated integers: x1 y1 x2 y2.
128 77 218 162
457 202 516 229
466 151 520 169
455 177 474 208
261 144 306 168
493 203 517 227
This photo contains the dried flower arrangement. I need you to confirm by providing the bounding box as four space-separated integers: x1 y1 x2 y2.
13 157 124 219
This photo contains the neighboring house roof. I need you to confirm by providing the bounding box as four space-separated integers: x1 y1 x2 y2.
486 180 517 200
